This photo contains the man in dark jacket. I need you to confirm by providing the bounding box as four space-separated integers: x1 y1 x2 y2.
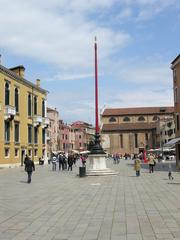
24 157 35 183
68 154 74 171
58 153 64 170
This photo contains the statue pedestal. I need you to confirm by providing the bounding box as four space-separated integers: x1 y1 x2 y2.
86 154 118 176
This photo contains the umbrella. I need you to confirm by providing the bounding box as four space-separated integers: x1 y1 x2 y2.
72 150 79 154
80 150 90 154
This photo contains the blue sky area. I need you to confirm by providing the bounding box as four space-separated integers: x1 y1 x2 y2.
0 0 179 124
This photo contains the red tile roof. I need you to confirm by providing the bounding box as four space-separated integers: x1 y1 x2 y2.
102 123 157 132
71 121 92 127
102 106 174 116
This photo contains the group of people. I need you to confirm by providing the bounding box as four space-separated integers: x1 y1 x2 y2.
23 151 174 183
51 152 87 171
133 153 174 179
22 152 88 183
113 153 121 164
134 153 157 177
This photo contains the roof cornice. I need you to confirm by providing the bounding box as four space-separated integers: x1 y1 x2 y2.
171 54 180 69
0 64 48 94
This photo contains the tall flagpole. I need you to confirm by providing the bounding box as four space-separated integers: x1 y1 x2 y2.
86 37 117 176
94 37 99 134
90 37 104 154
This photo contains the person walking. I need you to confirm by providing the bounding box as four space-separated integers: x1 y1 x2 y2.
148 154 156 173
168 162 174 180
134 154 141 177
52 155 57 171
24 157 35 183
68 154 73 171
63 154 67 170
81 155 86 167
58 153 64 170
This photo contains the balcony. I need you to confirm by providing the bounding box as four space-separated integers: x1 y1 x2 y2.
33 115 42 127
42 117 50 128
4 105 16 120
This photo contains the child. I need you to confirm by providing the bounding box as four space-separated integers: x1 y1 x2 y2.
168 162 174 180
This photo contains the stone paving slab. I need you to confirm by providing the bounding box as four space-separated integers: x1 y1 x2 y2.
0 160 179 240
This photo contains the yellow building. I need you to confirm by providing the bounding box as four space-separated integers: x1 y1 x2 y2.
0 64 49 167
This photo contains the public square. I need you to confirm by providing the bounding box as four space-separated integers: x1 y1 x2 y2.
0 160 180 240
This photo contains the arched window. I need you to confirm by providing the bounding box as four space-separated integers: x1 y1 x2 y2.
167 122 172 128
5 82 10 105
28 94 32 116
153 115 159 121
109 117 116 122
34 96 37 115
42 100 45 117
123 116 130 122
168 129 173 136
138 116 145 121
15 88 19 112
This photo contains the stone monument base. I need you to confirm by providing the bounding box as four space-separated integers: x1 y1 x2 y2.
86 154 118 176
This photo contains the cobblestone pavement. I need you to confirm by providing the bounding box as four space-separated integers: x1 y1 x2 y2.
0 159 180 240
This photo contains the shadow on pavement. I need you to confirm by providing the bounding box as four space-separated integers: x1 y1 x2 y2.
19 180 27 183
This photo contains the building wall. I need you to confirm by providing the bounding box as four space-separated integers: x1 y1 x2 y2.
172 55 180 169
101 108 174 155
47 108 59 156
173 58 180 136
104 132 153 155
0 66 48 166
162 120 175 145
62 126 71 152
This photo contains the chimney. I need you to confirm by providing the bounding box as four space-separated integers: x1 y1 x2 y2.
9 65 25 78
36 79 41 87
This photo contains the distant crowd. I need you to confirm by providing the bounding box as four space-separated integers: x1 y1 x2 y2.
107 151 174 180
50 152 88 171
23 150 174 184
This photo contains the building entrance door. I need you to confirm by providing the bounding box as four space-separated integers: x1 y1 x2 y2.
21 150 25 166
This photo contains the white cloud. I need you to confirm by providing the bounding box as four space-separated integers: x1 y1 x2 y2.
116 0 179 21
120 65 171 85
46 72 94 81
105 57 172 86
0 0 177 123
0 0 130 73
47 90 95 123
116 8 133 20
102 88 173 109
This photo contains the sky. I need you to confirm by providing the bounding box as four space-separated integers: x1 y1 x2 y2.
0 0 179 124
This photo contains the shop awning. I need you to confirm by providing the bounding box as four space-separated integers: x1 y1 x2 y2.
164 137 180 147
